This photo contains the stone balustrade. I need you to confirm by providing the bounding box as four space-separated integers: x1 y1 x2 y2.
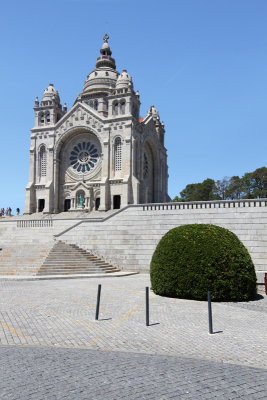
17 219 53 228
142 199 267 211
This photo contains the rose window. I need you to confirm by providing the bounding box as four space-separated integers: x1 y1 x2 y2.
70 142 99 173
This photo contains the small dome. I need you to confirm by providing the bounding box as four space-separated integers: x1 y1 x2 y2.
42 83 60 104
116 70 133 90
101 41 111 53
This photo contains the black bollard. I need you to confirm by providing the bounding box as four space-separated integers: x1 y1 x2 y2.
146 287 149 326
95 284 102 320
208 291 213 334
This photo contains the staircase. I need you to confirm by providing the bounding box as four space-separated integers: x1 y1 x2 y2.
37 240 120 276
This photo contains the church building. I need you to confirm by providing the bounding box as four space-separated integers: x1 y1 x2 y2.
24 35 169 214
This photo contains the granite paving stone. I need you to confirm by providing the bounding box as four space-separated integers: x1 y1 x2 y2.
0 274 266 399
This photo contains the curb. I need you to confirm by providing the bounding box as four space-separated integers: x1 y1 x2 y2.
0 271 139 281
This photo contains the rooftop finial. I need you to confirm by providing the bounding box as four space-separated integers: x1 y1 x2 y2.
103 33 109 43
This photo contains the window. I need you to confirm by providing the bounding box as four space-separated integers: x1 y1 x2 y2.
39 112 44 124
40 145 47 177
144 152 149 178
114 137 122 171
113 102 119 115
94 100 98 111
45 112 50 123
120 101 126 114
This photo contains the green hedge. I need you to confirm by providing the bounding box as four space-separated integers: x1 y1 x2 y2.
150 224 257 301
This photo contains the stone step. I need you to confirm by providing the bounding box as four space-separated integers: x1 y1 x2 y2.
38 270 102 275
42 259 112 265
41 264 116 269
38 268 118 274
37 240 120 276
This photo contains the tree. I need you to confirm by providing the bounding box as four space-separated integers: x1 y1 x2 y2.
227 176 243 199
180 179 216 201
172 195 182 202
250 167 267 198
198 178 217 200
214 177 230 200
174 166 267 202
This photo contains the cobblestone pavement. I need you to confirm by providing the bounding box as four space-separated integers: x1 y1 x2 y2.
0 275 266 399
1 347 267 400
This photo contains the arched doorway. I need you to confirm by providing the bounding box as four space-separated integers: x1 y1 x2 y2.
95 197 100 210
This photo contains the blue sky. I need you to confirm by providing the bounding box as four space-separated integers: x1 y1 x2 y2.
1 0 267 211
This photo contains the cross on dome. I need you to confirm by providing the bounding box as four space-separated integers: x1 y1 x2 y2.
103 33 109 43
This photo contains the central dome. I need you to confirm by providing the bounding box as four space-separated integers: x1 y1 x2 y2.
83 34 119 95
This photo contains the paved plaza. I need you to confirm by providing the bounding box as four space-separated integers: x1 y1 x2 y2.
0 274 266 399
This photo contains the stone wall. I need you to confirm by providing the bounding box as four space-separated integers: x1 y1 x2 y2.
57 199 267 284
0 218 76 275
0 199 267 284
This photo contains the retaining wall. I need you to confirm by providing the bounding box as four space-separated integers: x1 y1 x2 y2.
57 199 267 284
0 199 267 283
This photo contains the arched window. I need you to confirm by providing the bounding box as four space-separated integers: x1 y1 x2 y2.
39 112 44 124
45 112 50 123
40 145 47 177
161 163 164 191
94 100 98 111
114 137 122 171
143 152 149 178
113 101 119 115
120 101 126 114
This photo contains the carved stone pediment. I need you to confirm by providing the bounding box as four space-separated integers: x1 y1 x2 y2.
55 102 105 136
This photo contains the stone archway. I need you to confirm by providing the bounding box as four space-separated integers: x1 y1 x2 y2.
54 129 102 212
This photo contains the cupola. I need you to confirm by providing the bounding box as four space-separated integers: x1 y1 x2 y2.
115 70 133 90
82 34 118 95
41 83 60 105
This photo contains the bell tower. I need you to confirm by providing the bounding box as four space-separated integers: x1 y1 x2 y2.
33 83 66 128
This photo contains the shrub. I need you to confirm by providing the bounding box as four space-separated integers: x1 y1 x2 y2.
150 224 257 301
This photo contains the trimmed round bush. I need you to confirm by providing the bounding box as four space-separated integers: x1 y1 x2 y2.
150 224 257 301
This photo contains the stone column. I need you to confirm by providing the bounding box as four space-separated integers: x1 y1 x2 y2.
53 158 60 213
99 136 110 211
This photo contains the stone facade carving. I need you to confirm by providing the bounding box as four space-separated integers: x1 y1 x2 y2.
24 35 169 214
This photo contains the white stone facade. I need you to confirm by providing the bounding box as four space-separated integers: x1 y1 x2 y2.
24 35 169 214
